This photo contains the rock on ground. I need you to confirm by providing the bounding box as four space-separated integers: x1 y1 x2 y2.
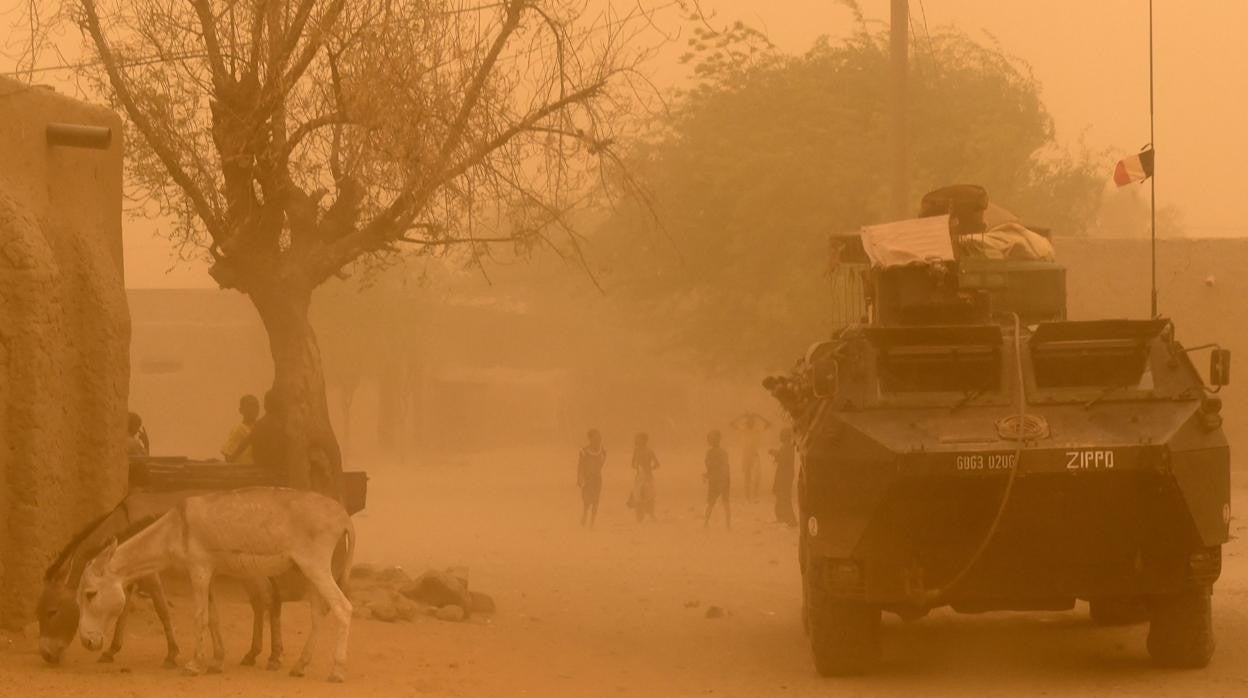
435 605 466 623
376 566 413 586
369 600 399 623
401 570 473 617
470 591 497 615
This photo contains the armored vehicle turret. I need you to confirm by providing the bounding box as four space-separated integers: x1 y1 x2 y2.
767 185 1232 675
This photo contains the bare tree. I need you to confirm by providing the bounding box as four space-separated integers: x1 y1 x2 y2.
34 0 665 493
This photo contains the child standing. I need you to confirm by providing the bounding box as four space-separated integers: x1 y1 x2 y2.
770 427 798 526
703 430 731 528
628 433 660 522
730 412 773 503
577 429 607 528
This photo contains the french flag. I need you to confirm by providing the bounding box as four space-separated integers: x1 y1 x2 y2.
1113 147 1154 187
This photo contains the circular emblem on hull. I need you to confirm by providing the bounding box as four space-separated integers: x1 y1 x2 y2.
807 516 819 537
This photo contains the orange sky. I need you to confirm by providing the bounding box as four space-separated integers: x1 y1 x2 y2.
2 0 1242 288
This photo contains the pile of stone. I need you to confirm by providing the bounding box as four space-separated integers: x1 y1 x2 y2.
348 564 496 624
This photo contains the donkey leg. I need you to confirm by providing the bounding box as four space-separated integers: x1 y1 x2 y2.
302 568 353 683
289 595 324 678
100 586 135 663
268 580 285 671
145 574 181 668
182 568 213 676
207 587 225 673
240 579 265 666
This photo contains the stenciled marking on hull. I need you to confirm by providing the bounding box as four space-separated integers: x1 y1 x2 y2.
955 453 1017 471
1065 449 1115 471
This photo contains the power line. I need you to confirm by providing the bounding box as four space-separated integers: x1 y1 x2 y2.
3 51 208 77
2 0 679 78
1 2 508 77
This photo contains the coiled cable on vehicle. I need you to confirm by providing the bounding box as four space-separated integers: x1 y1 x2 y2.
995 413 1049 441
913 312 1027 606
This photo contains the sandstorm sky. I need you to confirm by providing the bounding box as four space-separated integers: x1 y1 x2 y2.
1 0 1242 288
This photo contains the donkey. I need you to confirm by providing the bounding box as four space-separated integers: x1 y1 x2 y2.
77 487 355 682
39 491 285 669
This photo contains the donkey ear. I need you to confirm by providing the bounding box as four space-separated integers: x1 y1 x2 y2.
58 552 79 586
93 538 119 569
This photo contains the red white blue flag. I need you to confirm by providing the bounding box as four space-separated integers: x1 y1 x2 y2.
1113 147 1155 187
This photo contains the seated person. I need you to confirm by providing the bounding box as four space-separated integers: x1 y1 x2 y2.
222 394 261 463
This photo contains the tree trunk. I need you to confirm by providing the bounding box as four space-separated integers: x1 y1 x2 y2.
249 281 343 499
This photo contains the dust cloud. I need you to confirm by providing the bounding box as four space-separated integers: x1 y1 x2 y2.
2 2 1248 697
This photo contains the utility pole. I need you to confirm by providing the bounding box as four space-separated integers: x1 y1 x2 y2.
890 0 909 219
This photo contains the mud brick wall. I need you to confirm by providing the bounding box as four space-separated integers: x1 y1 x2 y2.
0 78 129 628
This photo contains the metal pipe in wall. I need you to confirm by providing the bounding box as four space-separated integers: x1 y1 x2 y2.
46 122 112 149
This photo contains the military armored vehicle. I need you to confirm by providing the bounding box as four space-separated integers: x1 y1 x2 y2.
766 185 1232 675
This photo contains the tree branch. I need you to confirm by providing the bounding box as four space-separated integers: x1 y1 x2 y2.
190 0 232 88
437 79 608 193
79 0 224 241
362 0 529 237
280 0 346 97
310 77 609 283
397 233 522 247
283 111 350 157
431 0 527 174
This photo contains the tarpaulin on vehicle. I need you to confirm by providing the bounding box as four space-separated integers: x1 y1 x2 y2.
860 215 954 267
960 222 1056 262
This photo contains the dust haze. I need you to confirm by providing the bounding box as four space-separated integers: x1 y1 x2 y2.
2 1 1247 697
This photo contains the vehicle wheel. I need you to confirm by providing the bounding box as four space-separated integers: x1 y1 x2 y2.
805 556 881 676
1146 587 1215 668
1089 597 1149 626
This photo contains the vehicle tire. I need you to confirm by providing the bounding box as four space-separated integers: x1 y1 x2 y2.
1146 587 1215 668
805 556 881 676
1089 596 1149 626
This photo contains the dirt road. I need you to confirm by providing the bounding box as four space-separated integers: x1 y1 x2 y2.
3 446 1248 697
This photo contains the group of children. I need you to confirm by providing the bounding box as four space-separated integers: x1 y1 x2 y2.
576 430 661 527
575 413 798 530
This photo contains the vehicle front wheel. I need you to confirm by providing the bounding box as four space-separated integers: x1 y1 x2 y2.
805 556 881 676
1146 586 1215 668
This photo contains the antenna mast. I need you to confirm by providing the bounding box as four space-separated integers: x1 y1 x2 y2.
890 0 909 219
1149 0 1158 317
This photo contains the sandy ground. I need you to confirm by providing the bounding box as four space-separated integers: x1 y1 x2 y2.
4 445 1248 697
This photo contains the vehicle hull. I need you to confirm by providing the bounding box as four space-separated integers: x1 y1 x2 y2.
800 407 1229 611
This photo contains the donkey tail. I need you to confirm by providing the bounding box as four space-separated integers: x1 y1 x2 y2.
332 519 356 595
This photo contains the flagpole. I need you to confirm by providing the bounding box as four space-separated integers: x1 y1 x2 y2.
1149 0 1158 318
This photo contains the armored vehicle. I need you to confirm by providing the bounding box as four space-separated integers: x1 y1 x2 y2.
766 185 1232 675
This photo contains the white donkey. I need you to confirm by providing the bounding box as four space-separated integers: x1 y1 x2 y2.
76 487 355 682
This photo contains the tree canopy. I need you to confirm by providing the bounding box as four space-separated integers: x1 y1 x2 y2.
596 22 1105 373
30 0 666 489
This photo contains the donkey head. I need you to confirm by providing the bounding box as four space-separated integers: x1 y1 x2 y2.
76 540 127 652
36 570 80 664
